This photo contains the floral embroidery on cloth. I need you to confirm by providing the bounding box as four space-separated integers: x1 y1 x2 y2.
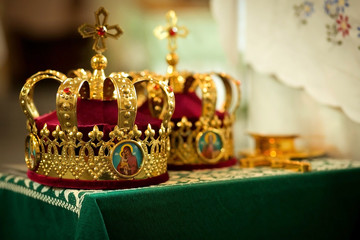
295 1 358 51
335 0 349 13
324 0 351 45
295 0 354 46
336 14 351 37
294 1 315 24
324 0 349 16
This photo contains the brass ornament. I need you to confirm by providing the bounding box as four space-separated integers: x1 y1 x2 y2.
239 134 322 172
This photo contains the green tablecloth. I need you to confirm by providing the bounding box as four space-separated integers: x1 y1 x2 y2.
1 158 360 240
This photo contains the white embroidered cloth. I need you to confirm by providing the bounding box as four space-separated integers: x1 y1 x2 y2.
212 0 360 123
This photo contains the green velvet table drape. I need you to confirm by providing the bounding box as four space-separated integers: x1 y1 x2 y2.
1 158 360 240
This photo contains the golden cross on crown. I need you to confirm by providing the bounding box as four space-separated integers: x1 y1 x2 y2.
78 7 123 53
154 10 189 53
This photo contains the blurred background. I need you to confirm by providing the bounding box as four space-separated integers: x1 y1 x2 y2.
0 0 247 166
0 0 359 166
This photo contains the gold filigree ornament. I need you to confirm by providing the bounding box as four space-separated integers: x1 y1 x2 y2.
131 10 241 169
239 134 325 173
19 7 175 189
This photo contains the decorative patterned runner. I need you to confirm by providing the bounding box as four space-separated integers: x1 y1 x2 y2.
1 158 359 216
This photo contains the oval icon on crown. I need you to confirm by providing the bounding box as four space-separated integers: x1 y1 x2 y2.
25 134 41 170
111 140 145 178
197 129 225 163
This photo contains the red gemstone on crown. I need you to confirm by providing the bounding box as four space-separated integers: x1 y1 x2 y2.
168 86 173 92
154 84 160 90
96 26 107 36
168 27 177 36
63 88 71 95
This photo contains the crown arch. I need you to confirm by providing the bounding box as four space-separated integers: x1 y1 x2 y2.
20 70 67 126
56 78 91 132
209 73 241 117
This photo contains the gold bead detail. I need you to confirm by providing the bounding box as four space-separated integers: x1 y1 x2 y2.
91 54 108 70
124 112 131 118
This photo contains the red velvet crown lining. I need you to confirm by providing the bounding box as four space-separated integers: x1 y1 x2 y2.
35 92 226 138
35 98 162 140
137 92 226 125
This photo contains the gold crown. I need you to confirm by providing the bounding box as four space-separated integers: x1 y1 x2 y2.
19 7 175 189
130 11 241 169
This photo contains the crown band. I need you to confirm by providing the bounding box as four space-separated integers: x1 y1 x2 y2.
22 70 174 188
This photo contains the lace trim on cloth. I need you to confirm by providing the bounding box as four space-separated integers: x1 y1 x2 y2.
0 172 99 216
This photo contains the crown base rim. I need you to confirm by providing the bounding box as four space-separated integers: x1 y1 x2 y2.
167 158 237 171
27 170 169 190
